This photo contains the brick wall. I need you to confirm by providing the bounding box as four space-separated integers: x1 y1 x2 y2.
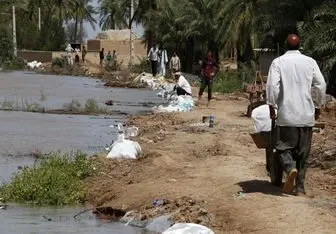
18 51 53 63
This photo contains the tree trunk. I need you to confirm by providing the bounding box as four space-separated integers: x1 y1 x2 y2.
207 40 219 63
74 8 78 43
242 37 254 65
79 20 84 44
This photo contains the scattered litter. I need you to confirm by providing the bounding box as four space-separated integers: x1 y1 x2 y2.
152 199 166 207
27 61 42 69
233 191 246 199
105 100 114 106
162 223 215 234
0 204 7 210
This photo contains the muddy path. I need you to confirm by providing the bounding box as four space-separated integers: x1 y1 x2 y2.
87 92 336 233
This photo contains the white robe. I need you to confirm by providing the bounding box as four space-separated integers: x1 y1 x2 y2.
159 49 168 76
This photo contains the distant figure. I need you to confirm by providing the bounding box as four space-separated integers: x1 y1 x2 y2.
159 45 168 77
147 44 159 77
82 45 87 63
99 48 105 70
112 50 117 66
198 50 219 104
169 52 181 74
173 71 192 96
65 44 74 66
74 46 80 64
106 51 112 65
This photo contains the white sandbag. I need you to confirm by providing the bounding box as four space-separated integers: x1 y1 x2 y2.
27 61 42 69
106 133 141 159
163 223 214 234
251 104 277 133
153 95 194 113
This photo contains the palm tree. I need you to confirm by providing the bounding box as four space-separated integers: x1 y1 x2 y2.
98 0 129 30
298 0 336 97
73 0 97 43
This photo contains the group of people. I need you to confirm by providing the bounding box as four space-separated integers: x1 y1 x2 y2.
65 44 87 66
148 44 219 104
151 34 328 197
99 48 117 70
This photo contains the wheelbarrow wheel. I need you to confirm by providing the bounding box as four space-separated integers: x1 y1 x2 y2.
270 150 283 187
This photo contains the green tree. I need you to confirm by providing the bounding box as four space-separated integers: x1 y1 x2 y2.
0 26 13 64
98 0 129 30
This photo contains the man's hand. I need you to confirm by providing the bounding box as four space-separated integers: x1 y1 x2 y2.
315 108 321 120
269 105 277 120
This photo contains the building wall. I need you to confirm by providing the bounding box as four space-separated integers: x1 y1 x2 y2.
18 51 52 63
86 39 147 66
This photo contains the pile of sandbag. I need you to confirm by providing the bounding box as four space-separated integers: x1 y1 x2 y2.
153 95 194 113
134 72 169 90
133 72 195 113
27 61 42 69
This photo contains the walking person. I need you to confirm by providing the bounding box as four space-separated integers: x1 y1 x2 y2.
267 34 326 195
99 48 105 71
147 44 159 77
82 45 87 63
198 50 219 104
173 71 192 96
159 45 168 77
169 52 181 75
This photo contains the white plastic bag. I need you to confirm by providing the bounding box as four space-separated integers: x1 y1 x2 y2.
251 104 276 133
106 133 141 159
163 223 214 234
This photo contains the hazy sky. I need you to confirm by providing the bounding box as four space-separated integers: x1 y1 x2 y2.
84 0 144 39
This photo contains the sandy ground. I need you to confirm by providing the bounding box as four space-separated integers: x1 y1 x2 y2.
86 89 336 233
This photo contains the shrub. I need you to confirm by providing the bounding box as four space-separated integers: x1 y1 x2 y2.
52 56 68 68
130 56 151 74
0 151 95 206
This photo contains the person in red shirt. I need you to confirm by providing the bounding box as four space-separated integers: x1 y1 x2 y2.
198 51 219 104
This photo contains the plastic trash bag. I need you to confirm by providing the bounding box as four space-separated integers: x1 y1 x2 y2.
106 133 141 159
162 223 215 234
251 104 277 132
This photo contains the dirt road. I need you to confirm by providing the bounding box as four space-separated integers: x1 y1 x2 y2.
87 91 336 233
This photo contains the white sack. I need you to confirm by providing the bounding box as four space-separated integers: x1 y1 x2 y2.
163 223 214 234
106 133 141 159
251 104 277 132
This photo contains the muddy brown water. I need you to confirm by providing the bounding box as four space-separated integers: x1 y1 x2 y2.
0 71 164 234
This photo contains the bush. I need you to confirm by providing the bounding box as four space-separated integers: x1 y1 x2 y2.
105 60 123 72
52 56 68 68
212 72 244 93
130 56 151 74
0 151 95 206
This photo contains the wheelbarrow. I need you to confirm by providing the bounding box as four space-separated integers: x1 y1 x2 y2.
250 119 283 186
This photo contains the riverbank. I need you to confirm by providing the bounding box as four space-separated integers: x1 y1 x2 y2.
86 90 336 233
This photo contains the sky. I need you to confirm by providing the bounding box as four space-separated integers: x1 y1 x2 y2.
84 0 144 40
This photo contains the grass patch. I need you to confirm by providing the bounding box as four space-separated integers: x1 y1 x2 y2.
212 69 254 93
0 151 96 206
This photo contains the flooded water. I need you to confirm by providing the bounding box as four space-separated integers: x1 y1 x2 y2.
0 71 163 234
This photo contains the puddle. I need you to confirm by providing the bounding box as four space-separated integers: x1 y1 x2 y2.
0 205 156 234
0 71 164 233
